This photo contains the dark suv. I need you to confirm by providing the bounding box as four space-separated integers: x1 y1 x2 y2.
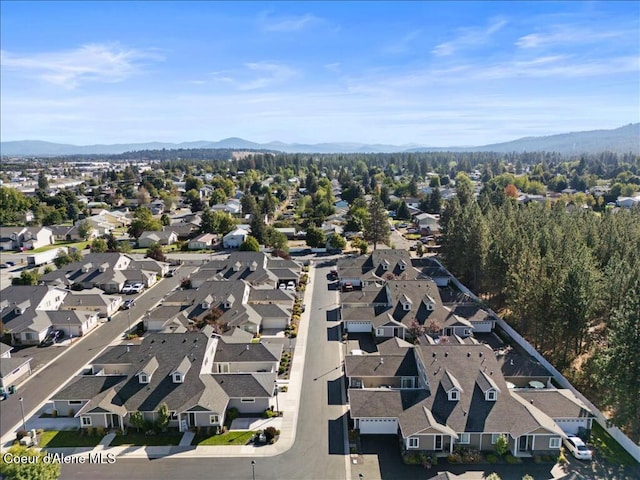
39 330 64 347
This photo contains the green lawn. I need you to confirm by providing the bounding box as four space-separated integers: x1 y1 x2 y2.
38 430 103 448
591 422 639 465
29 241 90 254
191 431 255 446
110 432 183 446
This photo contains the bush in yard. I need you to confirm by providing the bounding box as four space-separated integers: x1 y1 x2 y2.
262 408 277 419
494 434 509 456
486 474 501 480
557 448 568 465
486 453 499 464
505 453 521 464
226 407 239 421
264 426 279 442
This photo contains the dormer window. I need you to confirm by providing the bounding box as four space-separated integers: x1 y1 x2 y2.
486 390 497 401
448 389 460 401
426 303 434 311
173 373 183 384
202 301 210 309
223 301 231 309
139 373 149 384
14 307 23 315
403 302 411 311
381 259 390 271
399 262 406 271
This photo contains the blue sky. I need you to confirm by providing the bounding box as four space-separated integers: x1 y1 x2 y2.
1 1 638 146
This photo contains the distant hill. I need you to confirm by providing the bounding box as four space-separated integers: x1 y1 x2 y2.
2 124 638 156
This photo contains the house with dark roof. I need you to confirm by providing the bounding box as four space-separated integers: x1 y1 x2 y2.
41 252 164 293
50 330 278 430
341 279 472 340
347 343 566 458
514 389 594 435
337 250 416 288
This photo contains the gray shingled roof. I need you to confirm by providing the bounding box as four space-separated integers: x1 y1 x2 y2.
349 389 427 418
53 375 126 401
345 352 416 378
213 340 281 363
514 389 594 419
212 372 276 398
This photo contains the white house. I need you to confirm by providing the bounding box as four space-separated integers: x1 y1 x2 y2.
223 228 249 249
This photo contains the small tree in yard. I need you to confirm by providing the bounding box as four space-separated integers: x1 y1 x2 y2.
77 220 92 241
239 236 260 252
494 434 509 456
146 243 166 262
408 319 426 342
129 411 145 432
352 237 368 255
156 403 171 432
327 233 346 251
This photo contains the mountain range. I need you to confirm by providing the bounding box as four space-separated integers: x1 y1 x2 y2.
1 124 638 156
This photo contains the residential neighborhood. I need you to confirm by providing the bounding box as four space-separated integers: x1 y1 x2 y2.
0 143 639 480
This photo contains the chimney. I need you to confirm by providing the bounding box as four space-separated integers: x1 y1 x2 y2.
445 352 449 357
246 345 250 351
467 352 471 357
380 358 384 364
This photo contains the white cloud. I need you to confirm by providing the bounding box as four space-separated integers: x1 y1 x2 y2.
516 26 623 49
261 13 318 32
432 17 507 57
0 43 162 88
382 30 422 55
238 62 298 90
324 62 341 73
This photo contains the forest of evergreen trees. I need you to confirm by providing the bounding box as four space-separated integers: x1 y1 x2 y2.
439 173 640 441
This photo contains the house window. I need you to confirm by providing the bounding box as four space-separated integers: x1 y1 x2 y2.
448 389 459 401
408 437 419 449
81 416 92 426
241 398 255 403
486 390 497 401
376 328 384 336
403 303 411 311
173 373 183 383
68 400 83 405
209 415 219 424
549 437 561 449
139 374 149 384
218 364 230 373
434 435 443 450
25 333 34 340
426 303 434 311
491 433 503 444
457 433 470 444
463 329 471 336
399 264 406 271
170 411 178 420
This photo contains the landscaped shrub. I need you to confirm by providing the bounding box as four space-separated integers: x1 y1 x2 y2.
96 427 105 437
557 448 568 465
447 452 461 463
262 408 277 419
505 453 521 464
486 453 499 464
264 426 279 442
86 427 95 437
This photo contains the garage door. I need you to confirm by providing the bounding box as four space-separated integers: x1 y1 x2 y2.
262 317 287 329
359 418 398 434
347 321 371 333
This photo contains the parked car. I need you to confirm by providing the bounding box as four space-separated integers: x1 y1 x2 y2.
39 330 64 347
397 223 408 228
5 261 15 267
165 268 177 277
0 264 8 269
122 299 135 310
121 284 134 294
279 283 287 290
343 282 354 292
130 283 145 294
301 304 306 312
286 281 296 291
563 436 592 461
407 228 419 234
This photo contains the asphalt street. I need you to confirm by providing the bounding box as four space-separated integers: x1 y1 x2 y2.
58 262 350 480
0 265 195 440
